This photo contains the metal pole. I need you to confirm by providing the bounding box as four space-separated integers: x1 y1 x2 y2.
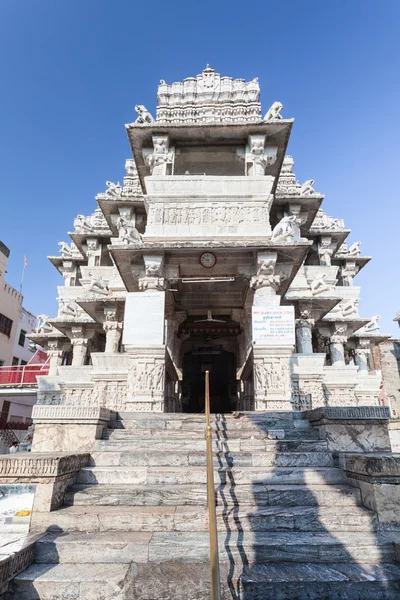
205 370 221 600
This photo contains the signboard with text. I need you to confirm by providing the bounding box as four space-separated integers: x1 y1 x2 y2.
252 306 295 345
122 291 165 346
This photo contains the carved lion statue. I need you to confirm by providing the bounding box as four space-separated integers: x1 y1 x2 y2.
263 102 283 121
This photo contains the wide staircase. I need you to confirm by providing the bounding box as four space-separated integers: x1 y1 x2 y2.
11 411 400 599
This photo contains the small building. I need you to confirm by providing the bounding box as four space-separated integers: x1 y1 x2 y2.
0 241 23 366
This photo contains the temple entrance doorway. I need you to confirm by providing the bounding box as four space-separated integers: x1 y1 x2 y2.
182 346 237 413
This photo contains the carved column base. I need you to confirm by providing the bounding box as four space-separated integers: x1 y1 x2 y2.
322 365 359 406
125 345 166 412
291 354 326 410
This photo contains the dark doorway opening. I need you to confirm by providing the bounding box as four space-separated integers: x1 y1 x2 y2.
182 345 237 413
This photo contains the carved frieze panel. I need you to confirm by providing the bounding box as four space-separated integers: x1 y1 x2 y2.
146 201 272 237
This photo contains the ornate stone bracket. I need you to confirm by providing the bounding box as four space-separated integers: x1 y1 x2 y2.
246 134 278 176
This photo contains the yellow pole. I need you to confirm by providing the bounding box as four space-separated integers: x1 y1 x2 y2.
205 370 221 600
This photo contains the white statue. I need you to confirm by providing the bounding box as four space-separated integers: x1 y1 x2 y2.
310 273 331 295
361 315 381 333
87 273 109 296
74 214 93 233
300 180 315 195
59 300 79 318
263 102 283 121
341 298 359 317
145 261 161 277
134 105 155 124
36 314 52 333
348 241 361 256
116 216 142 245
105 181 123 198
58 242 73 257
271 215 300 242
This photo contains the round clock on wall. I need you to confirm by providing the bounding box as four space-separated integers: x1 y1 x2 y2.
199 252 217 268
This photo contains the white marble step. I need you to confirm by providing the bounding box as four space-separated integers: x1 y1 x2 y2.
13 561 400 600
31 504 376 534
76 465 346 486
89 450 334 468
112 417 309 431
65 483 362 508
103 427 320 440
95 438 328 452
31 530 395 565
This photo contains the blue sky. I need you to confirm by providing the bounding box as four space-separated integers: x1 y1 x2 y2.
0 0 399 334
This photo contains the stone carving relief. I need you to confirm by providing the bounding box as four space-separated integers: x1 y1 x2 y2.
310 273 333 295
263 101 283 121
250 253 281 292
348 241 362 256
329 298 359 319
358 315 381 334
338 241 361 256
58 242 78 258
85 273 109 296
36 315 52 333
299 180 315 195
105 181 123 198
130 362 165 391
134 105 155 123
318 237 333 266
271 215 301 242
58 299 80 318
310 210 344 231
323 386 357 407
254 362 289 392
116 216 142 245
292 381 324 411
92 381 128 410
146 135 174 175
73 209 109 233
246 135 278 175
148 203 271 228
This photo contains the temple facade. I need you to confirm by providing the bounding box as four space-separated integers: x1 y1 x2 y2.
30 66 390 426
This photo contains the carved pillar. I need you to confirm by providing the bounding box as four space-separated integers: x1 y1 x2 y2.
329 324 348 367
102 305 122 353
70 327 89 366
295 315 314 355
86 238 101 267
355 339 371 375
341 260 358 286
124 256 167 412
46 340 64 376
318 236 333 267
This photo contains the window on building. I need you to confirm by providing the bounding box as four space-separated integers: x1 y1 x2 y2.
0 360 4 367
0 314 13 337
18 329 27 347
12 357 19 366
20 360 27 366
